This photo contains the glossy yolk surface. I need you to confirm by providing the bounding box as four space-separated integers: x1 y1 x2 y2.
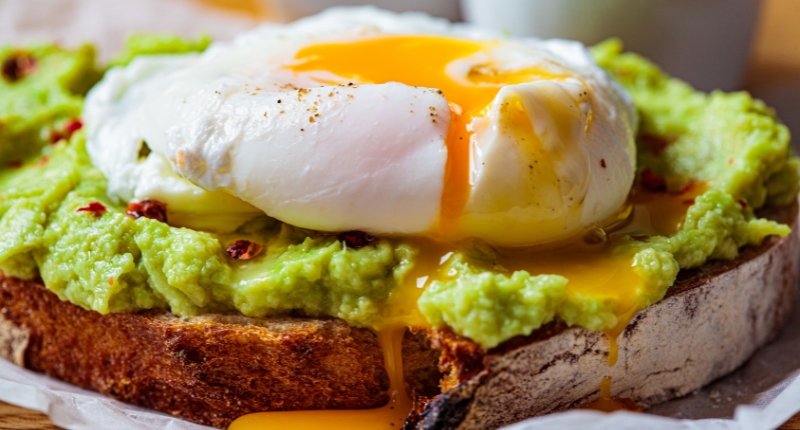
232 35 702 428
289 35 565 232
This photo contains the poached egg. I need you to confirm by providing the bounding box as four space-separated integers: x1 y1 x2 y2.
84 8 637 246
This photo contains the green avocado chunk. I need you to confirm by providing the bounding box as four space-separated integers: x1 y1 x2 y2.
0 37 796 349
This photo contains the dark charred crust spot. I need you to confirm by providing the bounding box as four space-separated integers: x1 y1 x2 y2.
622 312 645 339
126 199 168 223
409 375 483 430
600 158 607 168
486 321 568 356
682 291 700 320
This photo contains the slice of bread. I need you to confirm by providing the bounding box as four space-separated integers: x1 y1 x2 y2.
0 202 797 429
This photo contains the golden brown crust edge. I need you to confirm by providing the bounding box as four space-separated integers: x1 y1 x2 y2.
0 278 392 428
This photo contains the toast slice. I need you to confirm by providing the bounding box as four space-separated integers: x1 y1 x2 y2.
0 202 797 429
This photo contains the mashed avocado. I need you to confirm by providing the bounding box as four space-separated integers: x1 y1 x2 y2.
0 37 796 349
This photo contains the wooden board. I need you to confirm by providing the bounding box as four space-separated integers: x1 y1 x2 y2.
0 401 60 430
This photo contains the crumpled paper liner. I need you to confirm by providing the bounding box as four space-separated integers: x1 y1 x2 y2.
0 359 213 430
1 0 800 428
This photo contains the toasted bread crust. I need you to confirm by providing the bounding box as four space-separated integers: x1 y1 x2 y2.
412 201 800 430
0 278 392 428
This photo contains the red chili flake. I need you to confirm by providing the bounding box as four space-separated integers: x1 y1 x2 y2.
49 130 65 143
64 119 83 136
2 52 37 82
50 118 83 143
226 240 264 260
728 158 734 165
338 230 375 249
8 160 22 169
126 199 168 223
640 168 666 192
738 199 748 208
77 201 107 217
107 277 114 285
600 159 607 168
37 155 50 166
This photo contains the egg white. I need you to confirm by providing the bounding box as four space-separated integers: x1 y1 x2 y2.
84 7 637 244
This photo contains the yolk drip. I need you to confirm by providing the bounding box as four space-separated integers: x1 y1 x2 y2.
289 35 565 231
583 377 643 412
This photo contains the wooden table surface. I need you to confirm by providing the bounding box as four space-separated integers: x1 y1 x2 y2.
2 0 800 429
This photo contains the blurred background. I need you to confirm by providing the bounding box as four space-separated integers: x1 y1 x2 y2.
1 0 798 142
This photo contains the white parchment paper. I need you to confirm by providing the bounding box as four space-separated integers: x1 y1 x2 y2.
1 0 800 428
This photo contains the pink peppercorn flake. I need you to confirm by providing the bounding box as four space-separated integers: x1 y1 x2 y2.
338 231 375 250
77 202 107 217
126 199 168 223
226 240 264 260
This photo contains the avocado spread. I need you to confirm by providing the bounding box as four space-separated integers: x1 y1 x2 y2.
0 36 796 349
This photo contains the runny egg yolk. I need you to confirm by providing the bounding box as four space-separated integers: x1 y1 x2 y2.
230 37 703 429
289 35 566 232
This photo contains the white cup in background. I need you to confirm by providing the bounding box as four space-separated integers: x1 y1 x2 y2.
461 0 761 91
263 0 461 23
